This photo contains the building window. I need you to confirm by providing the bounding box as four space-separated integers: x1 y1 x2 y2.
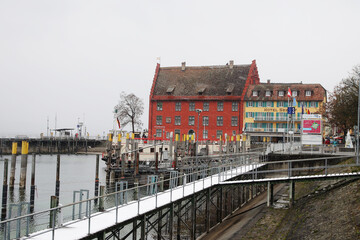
278 101 285 107
188 116 195 126
156 116 162 125
310 101 316 108
166 117 171 123
278 91 284 96
203 116 209 126
175 116 181 125
166 132 170 139
248 101 254 107
175 129 180 137
252 91 258 97
266 101 272 107
217 102 223 111
247 112 255 118
157 102 163 111
293 91 298 97
231 116 238 126
232 131 236 136
216 130 223 139
175 102 181 111
306 90 311 96
156 129 162 137
266 90 271 96
189 102 195 111
203 130 208 139
203 102 209 111
232 102 238 111
258 101 263 107
217 116 223 126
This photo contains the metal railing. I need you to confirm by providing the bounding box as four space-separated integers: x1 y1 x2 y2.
0 153 259 240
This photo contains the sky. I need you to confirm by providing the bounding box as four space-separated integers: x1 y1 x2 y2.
0 0 359 138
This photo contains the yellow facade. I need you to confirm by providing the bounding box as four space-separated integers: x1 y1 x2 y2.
243 100 323 133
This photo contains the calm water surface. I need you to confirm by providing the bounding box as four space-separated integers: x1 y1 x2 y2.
0 154 107 213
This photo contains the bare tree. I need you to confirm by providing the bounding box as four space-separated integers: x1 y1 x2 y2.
114 92 144 133
325 65 360 134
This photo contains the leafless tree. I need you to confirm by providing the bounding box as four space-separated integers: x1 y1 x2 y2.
325 65 360 134
114 92 144 133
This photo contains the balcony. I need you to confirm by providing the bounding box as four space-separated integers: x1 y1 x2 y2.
245 127 301 133
252 116 301 122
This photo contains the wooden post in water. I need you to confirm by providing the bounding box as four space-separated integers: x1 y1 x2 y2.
135 152 139 177
121 153 125 178
9 142 17 189
99 186 105 211
49 195 58 228
19 141 29 189
94 154 100 204
30 154 36 212
55 154 60 204
155 152 159 173
1 158 9 221
106 133 113 184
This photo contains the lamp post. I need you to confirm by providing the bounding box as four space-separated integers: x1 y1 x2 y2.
196 109 203 156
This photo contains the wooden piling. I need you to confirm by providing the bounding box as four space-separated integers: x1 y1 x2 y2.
99 186 105 211
135 152 139 176
19 141 29 189
55 154 60 203
9 142 17 189
94 154 100 204
49 195 58 227
30 154 36 212
155 152 159 172
1 158 9 221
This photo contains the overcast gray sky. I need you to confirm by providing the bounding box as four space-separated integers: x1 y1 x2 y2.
1 0 359 137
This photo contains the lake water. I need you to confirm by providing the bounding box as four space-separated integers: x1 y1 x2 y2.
0 154 108 214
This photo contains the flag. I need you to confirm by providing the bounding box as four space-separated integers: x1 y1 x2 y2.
307 109 310 114
287 88 292 97
292 97 296 107
117 117 121 128
301 103 304 114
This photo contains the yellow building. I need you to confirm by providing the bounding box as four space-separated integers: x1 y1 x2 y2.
243 82 327 143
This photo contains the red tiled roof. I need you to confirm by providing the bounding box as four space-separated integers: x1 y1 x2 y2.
152 64 252 97
244 83 326 101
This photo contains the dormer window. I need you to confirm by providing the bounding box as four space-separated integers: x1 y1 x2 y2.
266 90 271 96
292 91 298 97
306 90 311 96
278 91 284 97
252 91 258 97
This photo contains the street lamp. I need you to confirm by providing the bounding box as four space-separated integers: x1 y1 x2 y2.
196 109 203 156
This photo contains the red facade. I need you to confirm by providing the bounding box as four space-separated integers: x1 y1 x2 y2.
148 61 260 140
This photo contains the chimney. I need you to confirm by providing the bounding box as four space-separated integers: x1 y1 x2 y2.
181 62 186 71
267 79 271 84
229 60 234 69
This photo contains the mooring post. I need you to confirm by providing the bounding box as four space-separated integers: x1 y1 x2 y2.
135 151 139 177
121 153 125 177
49 195 58 228
30 154 36 212
94 154 100 204
55 154 60 204
99 185 105 211
169 132 173 161
19 141 29 189
155 152 159 172
1 158 9 221
10 142 17 189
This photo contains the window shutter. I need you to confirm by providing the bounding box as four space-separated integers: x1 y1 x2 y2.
316 102 319 107
246 112 248 118
246 102 248 107
272 102 274 107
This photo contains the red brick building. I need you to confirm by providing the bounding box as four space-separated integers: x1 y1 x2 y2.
148 60 260 140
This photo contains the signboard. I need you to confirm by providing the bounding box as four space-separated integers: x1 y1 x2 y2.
302 120 321 134
287 107 295 114
301 114 323 145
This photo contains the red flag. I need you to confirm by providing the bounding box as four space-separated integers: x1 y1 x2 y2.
307 109 310 114
117 118 121 128
287 88 292 97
